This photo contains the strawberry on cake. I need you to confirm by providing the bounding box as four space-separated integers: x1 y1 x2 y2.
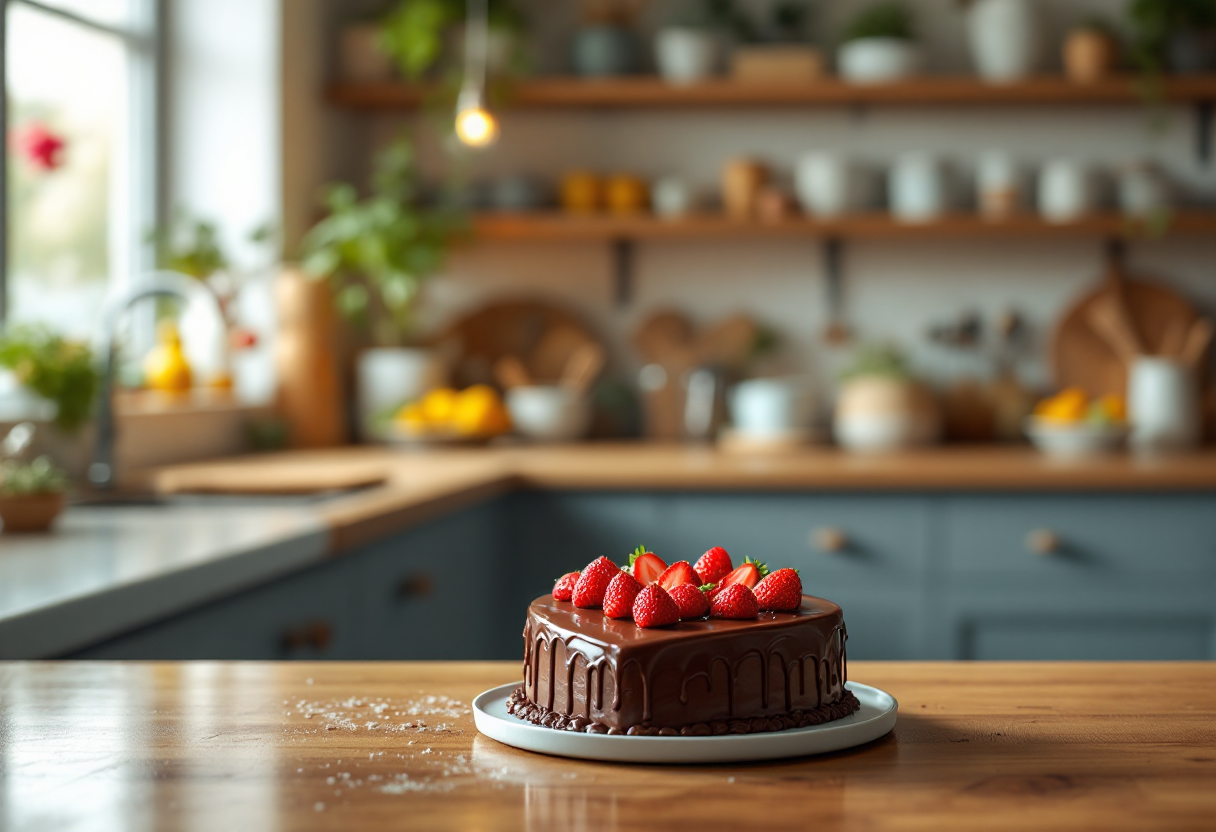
507 546 860 736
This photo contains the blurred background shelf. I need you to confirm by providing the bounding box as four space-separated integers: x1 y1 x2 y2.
471 211 1216 243
328 75 1216 110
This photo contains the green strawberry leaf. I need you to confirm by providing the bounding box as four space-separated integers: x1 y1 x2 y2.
628 545 649 567
744 556 769 578
699 584 716 593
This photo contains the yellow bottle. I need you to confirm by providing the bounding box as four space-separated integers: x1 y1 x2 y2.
144 320 193 393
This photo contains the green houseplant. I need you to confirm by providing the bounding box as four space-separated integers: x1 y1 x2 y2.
300 137 466 441
378 0 526 80
0 455 69 533
834 343 940 452
838 3 920 82
0 326 99 433
1128 0 1216 74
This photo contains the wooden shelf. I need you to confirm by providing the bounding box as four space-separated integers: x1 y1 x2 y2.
471 211 1216 243
329 75 1216 110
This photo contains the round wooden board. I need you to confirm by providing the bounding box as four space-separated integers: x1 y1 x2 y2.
1051 278 1200 398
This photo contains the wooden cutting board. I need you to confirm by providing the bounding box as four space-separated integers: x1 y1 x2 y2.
1052 269 1201 398
154 453 391 495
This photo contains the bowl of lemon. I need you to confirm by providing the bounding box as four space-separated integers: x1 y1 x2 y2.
1025 388 1128 457
392 385 512 444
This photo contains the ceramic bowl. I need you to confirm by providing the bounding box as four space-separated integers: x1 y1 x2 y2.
507 386 592 442
0 492 66 534
1024 417 1127 457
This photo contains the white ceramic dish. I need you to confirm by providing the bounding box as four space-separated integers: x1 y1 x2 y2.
473 681 897 764
1024 416 1128 457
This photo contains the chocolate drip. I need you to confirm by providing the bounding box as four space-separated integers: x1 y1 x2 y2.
520 594 850 733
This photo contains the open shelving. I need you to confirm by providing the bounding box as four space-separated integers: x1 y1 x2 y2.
328 75 1216 109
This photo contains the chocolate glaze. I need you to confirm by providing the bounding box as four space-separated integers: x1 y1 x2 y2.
521 594 852 733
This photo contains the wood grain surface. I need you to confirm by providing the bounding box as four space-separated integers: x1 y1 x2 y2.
0 662 1211 831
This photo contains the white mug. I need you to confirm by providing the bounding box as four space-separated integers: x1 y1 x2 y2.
796 153 857 217
729 377 815 438
653 177 695 218
655 28 719 86
1038 160 1092 223
890 153 946 223
1128 357 1200 452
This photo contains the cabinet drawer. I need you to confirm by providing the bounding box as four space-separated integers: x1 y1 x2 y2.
669 494 927 581
355 504 503 660
944 495 1216 578
941 586 1216 660
75 556 362 660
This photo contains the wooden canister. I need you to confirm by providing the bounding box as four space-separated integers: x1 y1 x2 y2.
721 158 768 219
274 267 347 447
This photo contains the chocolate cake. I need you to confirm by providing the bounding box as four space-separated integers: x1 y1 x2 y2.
509 593 859 736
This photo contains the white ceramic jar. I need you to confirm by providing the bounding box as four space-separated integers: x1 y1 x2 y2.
729 377 815 438
796 153 858 217
1128 357 1201 452
890 153 946 223
967 0 1041 83
655 28 719 85
507 386 593 442
838 38 921 83
1038 160 1092 223
652 177 696 218
976 151 1022 220
357 348 446 442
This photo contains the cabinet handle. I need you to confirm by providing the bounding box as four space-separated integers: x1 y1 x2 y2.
396 573 435 601
812 527 848 553
1025 529 1061 556
281 620 333 653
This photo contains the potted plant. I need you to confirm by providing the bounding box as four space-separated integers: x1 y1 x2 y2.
1064 18 1120 84
1128 0 1216 74
378 0 527 81
0 327 99 475
0 455 69 533
833 344 939 452
964 0 1042 83
838 3 920 83
300 138 465 441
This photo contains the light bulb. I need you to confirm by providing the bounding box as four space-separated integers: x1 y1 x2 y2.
455 105 499 148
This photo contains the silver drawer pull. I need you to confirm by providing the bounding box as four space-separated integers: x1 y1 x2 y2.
1025 529 1061 556
812 527 848 553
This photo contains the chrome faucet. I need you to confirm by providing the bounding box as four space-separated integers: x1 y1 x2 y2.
89 271 225 489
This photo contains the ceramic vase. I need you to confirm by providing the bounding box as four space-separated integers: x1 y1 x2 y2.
967 0 1041 83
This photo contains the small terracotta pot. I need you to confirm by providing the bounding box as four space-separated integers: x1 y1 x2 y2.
0 492 67 534
1064 30 1117 84
721 159 768 219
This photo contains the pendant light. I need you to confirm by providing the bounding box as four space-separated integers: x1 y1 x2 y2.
454 0 499 148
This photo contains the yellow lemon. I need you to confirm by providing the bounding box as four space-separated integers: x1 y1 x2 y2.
421 388 459 426
396 402 428 432
1034 387 1088 422
453 385 510 436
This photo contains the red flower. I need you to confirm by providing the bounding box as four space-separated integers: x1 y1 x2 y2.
13 123 66 171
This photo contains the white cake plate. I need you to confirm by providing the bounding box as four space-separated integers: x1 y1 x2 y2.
472 681 897 764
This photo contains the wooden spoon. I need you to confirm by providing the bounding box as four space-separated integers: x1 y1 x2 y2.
494 356 532 390
562 343 606 394
1086 295 1142 366
1181 318 1214 368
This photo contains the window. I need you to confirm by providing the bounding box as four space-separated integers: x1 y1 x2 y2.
2 0 160 336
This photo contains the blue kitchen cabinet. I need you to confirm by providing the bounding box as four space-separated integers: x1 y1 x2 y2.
75 552 365 660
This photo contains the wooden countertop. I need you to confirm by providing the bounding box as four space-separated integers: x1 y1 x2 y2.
2 661 1211 831
149 444 1216 551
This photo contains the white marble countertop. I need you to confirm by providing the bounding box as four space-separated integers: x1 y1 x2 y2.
0 502 329 659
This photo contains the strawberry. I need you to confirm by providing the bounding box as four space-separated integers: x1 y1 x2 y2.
603 572 643 619
694 546 733 585
552 571 580 601
572 557 619 608
668 583 710 620
754 568 803 612
628 545 667 585
631 585 680 628
711 583 759 620
708 556 768 599
658 561 699 591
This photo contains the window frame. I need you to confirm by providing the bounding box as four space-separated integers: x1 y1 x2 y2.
0 0 166 324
